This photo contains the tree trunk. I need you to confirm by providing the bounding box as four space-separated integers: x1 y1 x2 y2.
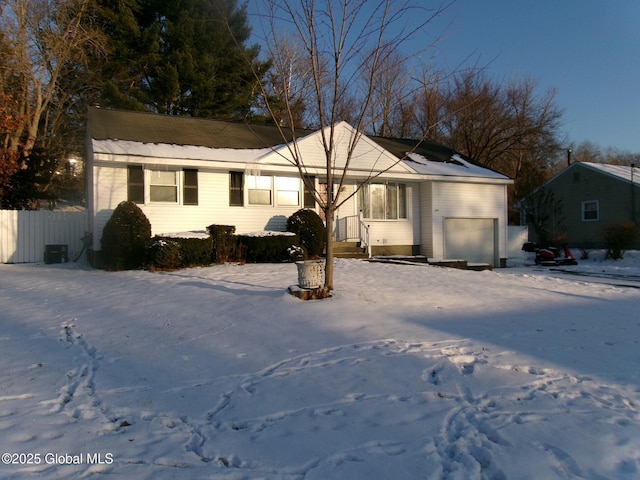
324 208 334 290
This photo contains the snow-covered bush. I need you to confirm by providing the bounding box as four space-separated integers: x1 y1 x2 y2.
146 236 213 270
146 238 182 271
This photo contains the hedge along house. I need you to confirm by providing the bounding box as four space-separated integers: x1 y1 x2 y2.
87 107 513 266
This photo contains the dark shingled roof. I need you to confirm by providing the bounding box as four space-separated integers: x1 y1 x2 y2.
88 107 498 174
88 107 312 149
370 135 492 171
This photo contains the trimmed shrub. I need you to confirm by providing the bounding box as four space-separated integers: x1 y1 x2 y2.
286 209 326 257
146 236 213 270
206 224 237 263
236 233 300 263
604 221 639 260
100 201 151 270
146 238 183 271
178 237 214 266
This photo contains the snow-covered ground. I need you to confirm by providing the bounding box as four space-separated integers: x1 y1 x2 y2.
1 251 639 479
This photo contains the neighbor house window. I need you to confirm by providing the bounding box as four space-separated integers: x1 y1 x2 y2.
582 200 599 221
127 165 144 204
230 172 244 206
276 176 300 206
150 170 177 202
360 183 407 219
248 175 272 205
183 169 198 205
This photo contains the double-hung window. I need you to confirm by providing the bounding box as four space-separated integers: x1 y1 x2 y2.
582 200 599 221
127 166 198 205
150 170 178 202
276 177 300 206
248 175 272 205
360 183 407 219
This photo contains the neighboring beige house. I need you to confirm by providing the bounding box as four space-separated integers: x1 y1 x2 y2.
87 107 513 266
523 161 640 249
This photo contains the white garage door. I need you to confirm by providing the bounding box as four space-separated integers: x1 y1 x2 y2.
444 218 496 266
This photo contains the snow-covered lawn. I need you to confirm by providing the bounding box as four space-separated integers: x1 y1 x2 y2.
1 253 639 479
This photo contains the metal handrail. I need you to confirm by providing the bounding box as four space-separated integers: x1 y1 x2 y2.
358 210 371 257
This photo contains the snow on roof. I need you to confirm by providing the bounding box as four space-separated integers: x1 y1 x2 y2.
404 152 510 180
580 162 640 185
92 139 276 163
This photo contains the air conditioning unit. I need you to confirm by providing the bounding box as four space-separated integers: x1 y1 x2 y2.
44 244 68 264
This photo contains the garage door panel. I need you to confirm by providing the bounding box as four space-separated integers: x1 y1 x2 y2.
444 218 496 265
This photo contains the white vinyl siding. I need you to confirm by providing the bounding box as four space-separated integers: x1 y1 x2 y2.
421 181 507 265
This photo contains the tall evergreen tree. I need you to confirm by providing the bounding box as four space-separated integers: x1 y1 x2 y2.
92 0 266 119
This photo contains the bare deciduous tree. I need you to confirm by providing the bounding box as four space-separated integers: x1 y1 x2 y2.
0 0 104 163
421 70 564 210
245 0 451 290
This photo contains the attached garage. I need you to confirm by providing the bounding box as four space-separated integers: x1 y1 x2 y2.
444 217 498 266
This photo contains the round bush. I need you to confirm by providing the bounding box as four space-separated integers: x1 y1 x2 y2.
287 209 326 257
100 201 151 270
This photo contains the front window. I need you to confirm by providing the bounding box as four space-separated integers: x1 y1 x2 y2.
360 183 407 219
276 176 300 206
582 200 599 221
150 170 178 202
248 175 272 205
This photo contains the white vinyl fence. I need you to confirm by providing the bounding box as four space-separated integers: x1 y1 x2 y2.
0 210 87 263
507 225 529 260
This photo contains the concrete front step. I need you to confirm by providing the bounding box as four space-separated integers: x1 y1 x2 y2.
331 241 368 259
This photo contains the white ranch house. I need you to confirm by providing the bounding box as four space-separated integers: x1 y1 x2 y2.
87 108 512 267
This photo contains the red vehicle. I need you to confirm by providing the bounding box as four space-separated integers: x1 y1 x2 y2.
522 242 578 266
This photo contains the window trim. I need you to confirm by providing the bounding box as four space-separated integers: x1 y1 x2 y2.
581 200 599 222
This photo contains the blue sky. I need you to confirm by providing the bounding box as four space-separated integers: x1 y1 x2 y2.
246 1 640 153
437 0 640 153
